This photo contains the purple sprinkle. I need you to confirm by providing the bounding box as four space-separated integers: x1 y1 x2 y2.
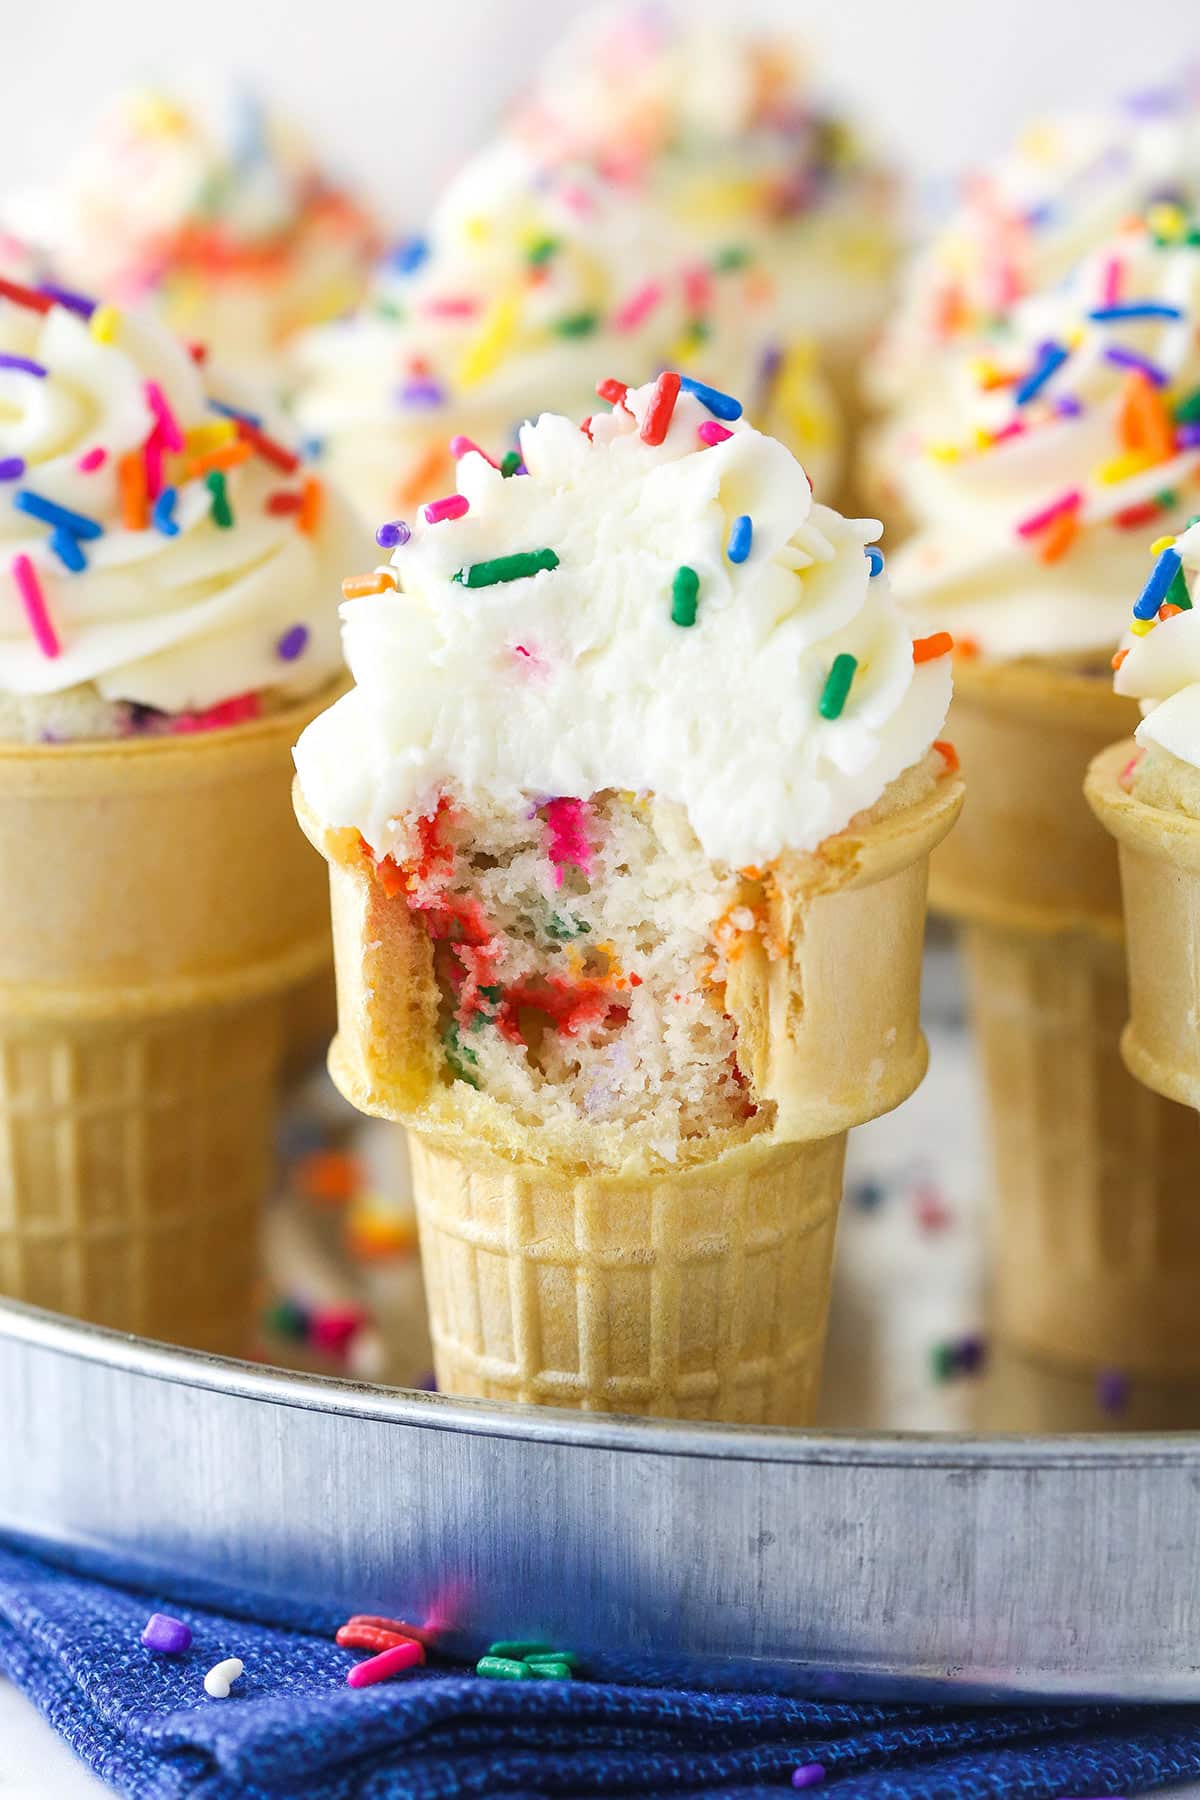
413 1369 439 1392
0 457 25 481
397 379 445 408
1123 84 1183 117
759 343 784 388
36 282 96 319
792 1765 826 1790
141 1612 192 1654
956 1334 987 1374
1055 395 1083 418
376 519 411 549
1104 345 1168 387
1177 422 1200 449
0 353 47 378
1097 1369 1129 1413
276 623 309 662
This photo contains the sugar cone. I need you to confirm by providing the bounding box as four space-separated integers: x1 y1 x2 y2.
935 658 1200 1377
0 683 340 1351
1087 741 1200 1112
296 772 961 1421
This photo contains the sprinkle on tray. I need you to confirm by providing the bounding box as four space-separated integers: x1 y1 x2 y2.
141 1613 192 1654
203 1658 244 1699
792 1762 827 1789
345 1640 424 1688
12 552 60 658
477 1640 578 1681
456 549 559 587
818 653 858 720
671 565 699 627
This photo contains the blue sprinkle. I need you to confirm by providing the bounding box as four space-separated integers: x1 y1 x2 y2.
0 457 25 481
376 519 411 549
727 515 753 563
49 527 86 572
301 436 325 462
1105 344 1168 386
14 490 103 540
865 545 885 577
1133 545 1182 620
389 237 429 276
209 397 263 429
679 376 743 421
152 487 180 537
1088 302 1183 323
1014 341 1069 406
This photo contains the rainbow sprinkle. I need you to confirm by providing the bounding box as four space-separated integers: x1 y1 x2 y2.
671 565 699 626
819 653 858 720
11 552 59 658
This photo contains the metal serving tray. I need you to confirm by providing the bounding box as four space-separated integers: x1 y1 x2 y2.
2 949 1198 1705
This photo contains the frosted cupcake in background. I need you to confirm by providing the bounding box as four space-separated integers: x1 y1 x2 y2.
509 2 900 482
6 87 378 384
1089 522 1200 1119
865 82 1200 528
293 140 841 527
0 259 362 1353
294 372 961 1424
890 208 1200 1382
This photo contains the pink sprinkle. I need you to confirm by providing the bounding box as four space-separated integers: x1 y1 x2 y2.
698 421 733 446
11 553 60 658
990 419 1028 444
170 691 261 734
77 446 106 473
423 494 469 524
682 264 713 315
1016 489 1082 537
1101 256 1124 308
424 295 479 318
449 435 499 469
559 182 593 215
144 380 185 453
544 797 592 887
310 1305 367 1354
1119 753 1140 791
792 1764 826 1790
143 435 164 502
613 280 663 333
345 1638 423 1688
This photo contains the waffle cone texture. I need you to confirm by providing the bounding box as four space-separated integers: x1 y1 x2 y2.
0 684 340 1351
936 658 1200 1378
296 773 962 1421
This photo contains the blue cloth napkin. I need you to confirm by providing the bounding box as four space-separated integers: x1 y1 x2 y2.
0 1540 1197 1800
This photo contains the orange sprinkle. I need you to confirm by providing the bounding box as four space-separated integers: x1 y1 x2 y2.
295 1150 364 1204
298 476 323 535
117 450 148 530
1118 369 1175 462
912 630 955 663
1158 601 1184 620
953 636 981 660
393 444 448 508
934 739 960 774
1036 509 1080 562
341 570 396 599
183 439 252 480
1112 647 1129 671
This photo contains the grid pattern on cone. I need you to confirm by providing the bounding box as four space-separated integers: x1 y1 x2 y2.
964 923 1200 1376
409 1132 846 1424
0 1000 281 1353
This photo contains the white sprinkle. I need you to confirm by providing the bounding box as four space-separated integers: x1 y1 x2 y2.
204 1657 244 1698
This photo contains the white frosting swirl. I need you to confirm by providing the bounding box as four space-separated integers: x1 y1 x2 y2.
294 378 950 867
0 282 361 720
1116 518 1200 766
890 218 1200 660
293 139 841 526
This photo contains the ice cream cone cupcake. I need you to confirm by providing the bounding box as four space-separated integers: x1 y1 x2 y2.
1089 520 1200 1120
862 79 1200 534
0 262 362 1350
294 372 961 1423
891 209 1200 1378
293 139 841 532
510 5 901 467
6 86 378 386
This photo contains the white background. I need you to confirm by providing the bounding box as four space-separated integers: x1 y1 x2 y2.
3 0 1197 232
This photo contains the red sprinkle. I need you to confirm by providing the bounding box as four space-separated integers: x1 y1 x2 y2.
265 490 304 514
336 1624 419 1654
596 377 629 407
237 418 300 475
11 553 60 658
0 277 53 314
934 739 959 774
640 371 681 445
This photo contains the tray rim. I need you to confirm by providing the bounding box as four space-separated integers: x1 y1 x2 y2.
6 1295 1199 1472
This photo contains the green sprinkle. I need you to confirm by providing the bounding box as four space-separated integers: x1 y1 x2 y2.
526 1650 580 1670
1188 513 1200 528
456 549 559 587
374 299 405 322
671 566 699 628
545 913 591 941
500 451 522 478
205 469 233 529
818 653 858 720
487 1640 552 1659
1167 565 1194 611
264 1298 307 1339
554 310 600 337
442 1022 479 1087
930 1342 956 1384
680 318 710 347
1156 490 1179 510
526 1659 572 1680
527 236 559 266
476 1655 532 1680
1174 390 1200 424
714 244 751 271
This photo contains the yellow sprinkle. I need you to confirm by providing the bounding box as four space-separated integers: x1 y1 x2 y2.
128 90 188 135
1065 325 1086 350
1097 449 1156 484
89 303 120 344
673 174 762 226
455 288 519 389
1148 202 1187 241
462 215 489 244
1150 534 1178 554
973 427 994 451
927 442 962 464
184 421 237 454
1130 618 1156 635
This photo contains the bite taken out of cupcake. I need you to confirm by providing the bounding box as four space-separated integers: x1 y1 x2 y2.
0 255 363 1352
293 139 841 531
294 371 961 1423
6 86 378 384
